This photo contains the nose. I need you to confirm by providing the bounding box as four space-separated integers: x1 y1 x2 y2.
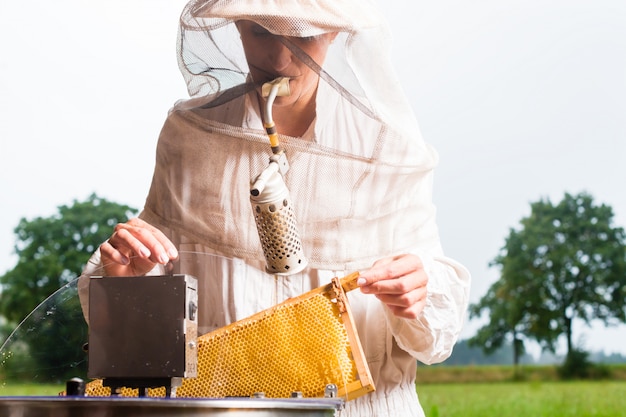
266 38 292 72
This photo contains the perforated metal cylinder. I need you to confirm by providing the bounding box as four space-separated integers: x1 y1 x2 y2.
250 167 307 275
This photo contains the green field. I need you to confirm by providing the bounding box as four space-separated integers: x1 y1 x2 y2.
418 381 626 417
0 384 63 396
1 379 626 417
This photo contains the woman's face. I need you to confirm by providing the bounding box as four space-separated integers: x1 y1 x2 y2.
236 21 336 107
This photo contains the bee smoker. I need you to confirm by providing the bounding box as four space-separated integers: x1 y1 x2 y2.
250 77 308 275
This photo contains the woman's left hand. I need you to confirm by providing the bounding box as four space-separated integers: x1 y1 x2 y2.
357 254 428 319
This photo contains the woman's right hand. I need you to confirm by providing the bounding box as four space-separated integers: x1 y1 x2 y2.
99 218 179 276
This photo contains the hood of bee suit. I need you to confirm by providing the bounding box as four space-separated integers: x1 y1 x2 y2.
143 0 442 270
176 0 389 98
182 0 381 37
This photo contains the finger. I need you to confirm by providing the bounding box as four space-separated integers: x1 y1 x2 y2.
385 298 427 320
362 271 426 297
109 227 152 257
101 230 164 277
99 238 131 266
360 255 428 297
375 286 427 307
359 254 422 285
116 219 178 265
117 220 178 260
114 226 170 265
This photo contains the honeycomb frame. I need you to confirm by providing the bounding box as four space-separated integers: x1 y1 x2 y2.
84 272 375 401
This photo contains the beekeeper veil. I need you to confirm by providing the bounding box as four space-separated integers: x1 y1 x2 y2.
180 2 375 99
142 0 442 270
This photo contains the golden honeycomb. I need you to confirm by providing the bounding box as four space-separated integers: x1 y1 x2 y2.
83 273 374 400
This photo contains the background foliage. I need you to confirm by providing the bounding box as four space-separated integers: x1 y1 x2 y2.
0 194 137 382
468 192 626 370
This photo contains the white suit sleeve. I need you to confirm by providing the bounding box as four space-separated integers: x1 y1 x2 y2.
384 252 471 365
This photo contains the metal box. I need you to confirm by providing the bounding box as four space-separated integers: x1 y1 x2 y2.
87 274 198 383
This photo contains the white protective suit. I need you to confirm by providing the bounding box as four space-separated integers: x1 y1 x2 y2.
79 0 471 416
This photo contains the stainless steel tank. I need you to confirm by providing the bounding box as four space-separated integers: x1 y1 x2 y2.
0 397 343 417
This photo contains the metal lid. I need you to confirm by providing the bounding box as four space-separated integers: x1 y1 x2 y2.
0 396 343 417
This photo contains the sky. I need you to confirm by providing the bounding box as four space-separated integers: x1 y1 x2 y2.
1 0 625 356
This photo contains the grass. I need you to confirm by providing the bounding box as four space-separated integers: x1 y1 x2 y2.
0 383 63 396
418 381 626 417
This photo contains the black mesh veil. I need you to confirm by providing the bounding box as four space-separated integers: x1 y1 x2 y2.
175 0 415 140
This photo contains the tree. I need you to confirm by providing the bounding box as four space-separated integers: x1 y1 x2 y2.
469 192 626 366
0 193 137 324
0 193 137 382
469 229 560 368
